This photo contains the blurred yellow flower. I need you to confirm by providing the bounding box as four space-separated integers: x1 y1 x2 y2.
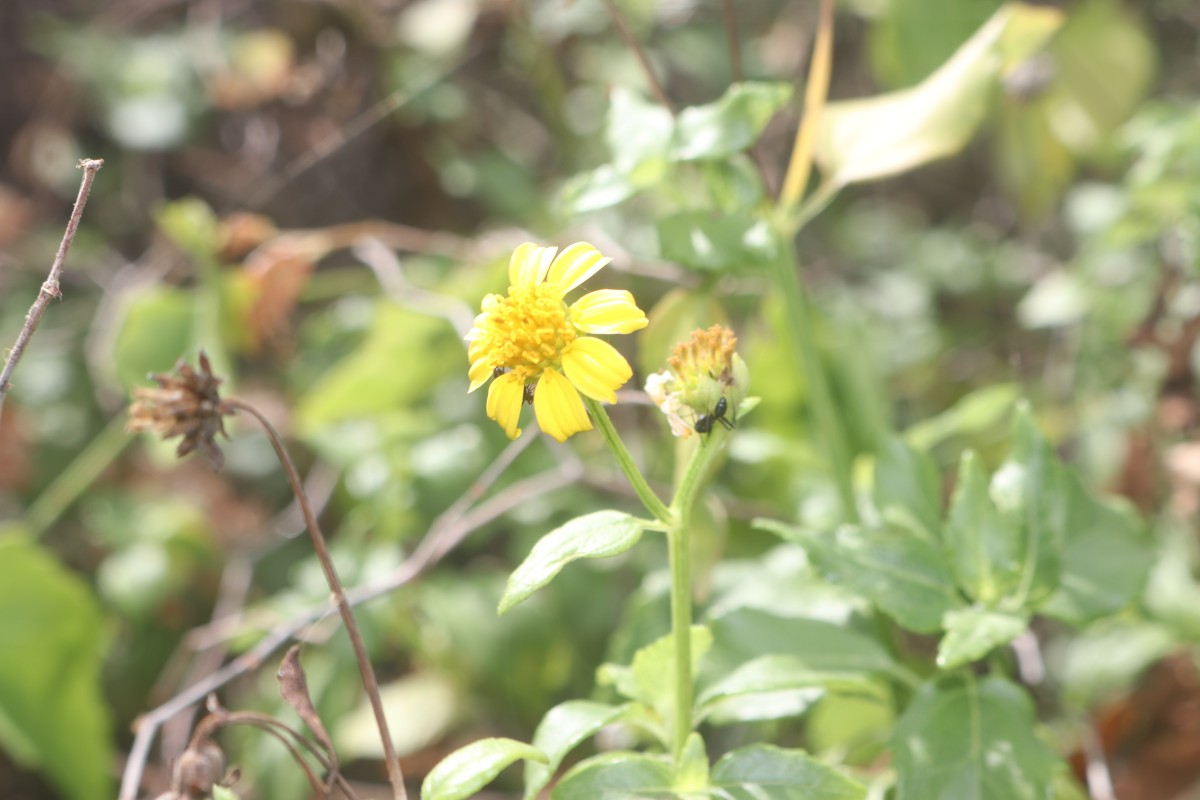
466 242 648 441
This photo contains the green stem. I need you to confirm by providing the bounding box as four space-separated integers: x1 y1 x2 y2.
28 414 132 534
769 213 858 522
584 397 673 524
666 521 693 762
663 432 728 762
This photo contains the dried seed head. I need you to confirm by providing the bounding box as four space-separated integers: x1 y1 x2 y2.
127 352 233 468
171 739 227 798
647 325 748 438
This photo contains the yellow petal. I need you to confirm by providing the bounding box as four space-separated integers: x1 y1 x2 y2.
569 289 649 334
546 242 611 294
509 243 558 288
468 358 493 392
486 372 525 438
533 367 592 442
561 337 633 403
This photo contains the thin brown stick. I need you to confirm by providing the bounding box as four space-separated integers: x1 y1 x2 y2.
0 158 103 427
118 461 580 800
601 0 676 114
720 0 743 82
224 398 408 800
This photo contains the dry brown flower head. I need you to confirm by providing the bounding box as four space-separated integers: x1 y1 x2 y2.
127 352 232 468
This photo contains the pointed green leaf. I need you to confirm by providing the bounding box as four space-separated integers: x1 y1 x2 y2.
697 655 882 725
499 511 648 614
936 607 1029 669
904 383 1019 450
770 521 962 633
815 3 1063 187
1039 470 1151 625
874 437 942 538
990 403 1066 605
0 535 112 800
524 701 631 800
676 733 710 792
551 752 674 800
672 82 793 161
710 744 867 800
945 451 1022 604
893 676 1059 800
422 738 547 800
706 606 897 677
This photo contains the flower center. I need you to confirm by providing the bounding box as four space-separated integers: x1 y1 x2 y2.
482 284 575 379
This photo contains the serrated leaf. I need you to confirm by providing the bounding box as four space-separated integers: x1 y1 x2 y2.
524 701 631 800
551 752 674 800
815 3 1063 187
630 627 711 729
710 744 867 800
499 511 648 614
873 437 942 538
936 607 1029 669
657 211 777 274
892 676 1059 800
422 738 547 800
1039 470 1151 625
768 521 961 633
672 82 792 161
0 535 111 800
945 451 1022 604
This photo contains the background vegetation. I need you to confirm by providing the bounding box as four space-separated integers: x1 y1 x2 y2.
1 0 1198 798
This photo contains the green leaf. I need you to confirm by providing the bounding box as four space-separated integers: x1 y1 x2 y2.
499 511 648 614
0 535 112 800
769 521 961 633
597 627 711 735
296 302 461 433
559 165 639 214
705 606 896 677
551 752 674 800
606 88 674 177
524 701 631 800
904 383 1019 450
873 437 942 538
672 82 792 161
112 287 195 391
676 733 710 792
936 607 1029 669
892 676 1059 800
421 738 547 800
945 451 1022 604
709 744 867 800
990 404 1066 605
815 3 1064 187
1039 470 1151 625
697 655 883 725
656 211 777 273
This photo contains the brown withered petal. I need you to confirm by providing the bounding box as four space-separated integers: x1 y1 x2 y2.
127 351 233 468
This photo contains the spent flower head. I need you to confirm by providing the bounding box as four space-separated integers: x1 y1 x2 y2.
127 352 233 467
645 325 748 439
466 242 648 442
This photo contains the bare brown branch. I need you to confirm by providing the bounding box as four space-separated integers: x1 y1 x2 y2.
0 158 103 428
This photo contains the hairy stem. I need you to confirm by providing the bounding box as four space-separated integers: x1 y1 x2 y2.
226 398 408 800
0 158 103 427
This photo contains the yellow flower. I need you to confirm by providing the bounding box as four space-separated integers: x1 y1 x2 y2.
466 242 648 442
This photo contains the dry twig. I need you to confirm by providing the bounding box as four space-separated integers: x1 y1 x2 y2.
0 158 103 428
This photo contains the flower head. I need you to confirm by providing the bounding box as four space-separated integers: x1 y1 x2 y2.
466 242 648 442
645 325 748 439
127 352 233 467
